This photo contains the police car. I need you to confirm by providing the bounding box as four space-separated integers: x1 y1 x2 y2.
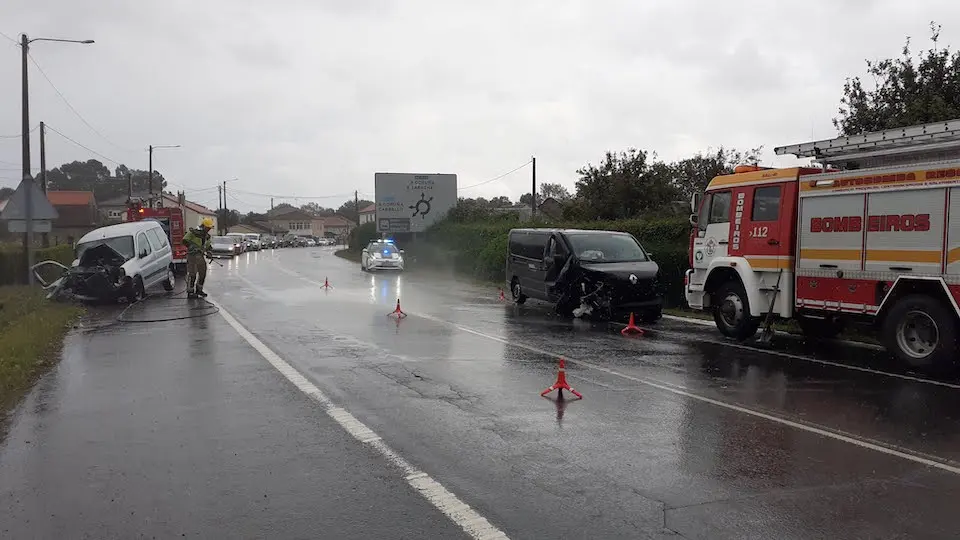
361 239 405 272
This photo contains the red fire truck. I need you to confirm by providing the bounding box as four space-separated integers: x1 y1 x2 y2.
684 119 960 370
124 202 188 274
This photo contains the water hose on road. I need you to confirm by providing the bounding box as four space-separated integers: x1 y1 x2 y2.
115 283 220 323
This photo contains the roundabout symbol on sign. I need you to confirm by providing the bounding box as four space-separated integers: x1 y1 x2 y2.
410 192 433 218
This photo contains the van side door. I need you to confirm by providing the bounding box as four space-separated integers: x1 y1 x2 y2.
136 231 158 286
543 234 570 300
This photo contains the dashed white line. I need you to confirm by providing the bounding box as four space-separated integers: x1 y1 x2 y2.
208 296 510 540
440 321 960 477
258 262 960 474
269 261 960 390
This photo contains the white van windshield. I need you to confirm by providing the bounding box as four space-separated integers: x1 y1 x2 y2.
76 235 136 261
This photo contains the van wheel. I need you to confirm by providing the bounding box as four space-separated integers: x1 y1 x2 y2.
713 280 759 340
511 278 527 305
162 267 175 292
882 294 958 370
127 276 145 304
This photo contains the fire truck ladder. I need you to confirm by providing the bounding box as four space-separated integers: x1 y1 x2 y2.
774 119 960 169
757 269 783 345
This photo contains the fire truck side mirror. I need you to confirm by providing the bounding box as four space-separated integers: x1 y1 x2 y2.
690 192 700 212
689 213 699 227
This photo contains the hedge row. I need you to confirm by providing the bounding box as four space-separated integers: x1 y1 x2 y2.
0 245 74 286
418 217 691 307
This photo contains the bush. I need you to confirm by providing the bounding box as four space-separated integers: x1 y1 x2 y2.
421 216 692 307
349 222 379 251
0 244 74 286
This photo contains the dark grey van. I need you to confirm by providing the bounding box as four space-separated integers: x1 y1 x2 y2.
506 228 662 321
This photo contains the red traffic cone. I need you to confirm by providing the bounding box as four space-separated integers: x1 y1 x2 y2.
621 312 644 336
498 288 506 302
541 358 583 399
388 298 407 318
321 277 332 289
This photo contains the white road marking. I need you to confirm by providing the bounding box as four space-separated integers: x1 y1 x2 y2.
209 297 510 540
263 261 960 472
661 313 886 351
439 321 960 476
646 322 960 390
271 261 960 390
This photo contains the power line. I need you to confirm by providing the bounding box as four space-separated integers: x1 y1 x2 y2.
44 123 121 165
28 53 138 155
458 160 532 190
0 124 39 139
0 30 17 46
230 187 356 200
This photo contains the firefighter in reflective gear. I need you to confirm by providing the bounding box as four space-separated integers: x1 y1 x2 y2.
183 217 214 298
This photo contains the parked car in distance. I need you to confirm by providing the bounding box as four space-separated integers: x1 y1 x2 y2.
305 238 317 247
225 232 247 253
210 235 238 258
70 220 175 303
506 228 662 321
361 240 405 272
244 233 262 251
261 235 277 249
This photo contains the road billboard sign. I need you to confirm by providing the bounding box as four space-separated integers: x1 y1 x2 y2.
374 173 457 233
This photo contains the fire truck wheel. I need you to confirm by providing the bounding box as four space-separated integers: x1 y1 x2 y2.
883 294 959 369
713 281 759 340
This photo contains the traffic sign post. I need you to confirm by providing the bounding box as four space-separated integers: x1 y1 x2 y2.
0 176 59 285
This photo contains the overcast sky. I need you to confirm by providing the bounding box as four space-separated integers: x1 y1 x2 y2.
2 0 959 213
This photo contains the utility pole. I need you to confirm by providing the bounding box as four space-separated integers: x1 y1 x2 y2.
21 34 33 283
148 144 153 207
39 121 48 247
222 180 228 233
127 172 132 204
355 189 359 223
38 122 46 193
270 197 275 238
531 156 537 218
19 33 93 284
218 184 223 235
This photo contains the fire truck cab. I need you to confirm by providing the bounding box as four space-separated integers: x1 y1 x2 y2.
125 202 188 274
685 119 960 370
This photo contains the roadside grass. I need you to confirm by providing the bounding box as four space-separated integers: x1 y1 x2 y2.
334 248 361 263
0 286 83 412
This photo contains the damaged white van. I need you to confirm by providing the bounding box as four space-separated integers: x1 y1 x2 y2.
58 221 175 303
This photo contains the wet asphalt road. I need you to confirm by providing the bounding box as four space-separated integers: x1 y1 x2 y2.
4 246 960 539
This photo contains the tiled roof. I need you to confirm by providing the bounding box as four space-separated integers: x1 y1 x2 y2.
47 190 96 206
359 204 376 214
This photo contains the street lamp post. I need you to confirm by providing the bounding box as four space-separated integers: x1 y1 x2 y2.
20 33 94 285
148 144 180 208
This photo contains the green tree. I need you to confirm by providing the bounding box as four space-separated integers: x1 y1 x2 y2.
301 202 334 216
671 147 761 200
216 209 241 229
539 182 571 201
835 21 960 135
45 160 168 201
336 199 373 219
573 148 680 220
